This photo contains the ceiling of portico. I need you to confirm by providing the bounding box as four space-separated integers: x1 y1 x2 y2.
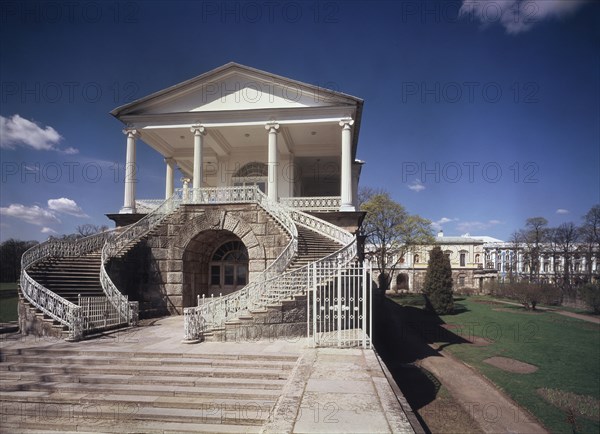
139 121 342 161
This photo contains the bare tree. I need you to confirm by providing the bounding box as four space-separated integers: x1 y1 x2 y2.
551 222 580 296
360 190 434 291
522 217 548 282
580 205 600 283
76 224 109 237
507 231 523 283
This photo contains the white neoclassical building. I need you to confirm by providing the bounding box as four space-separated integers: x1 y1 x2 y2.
109 62 364 219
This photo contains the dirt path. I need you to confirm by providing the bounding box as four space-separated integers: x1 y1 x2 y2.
419 348 547 433
491 299 600 324
374 297 548 434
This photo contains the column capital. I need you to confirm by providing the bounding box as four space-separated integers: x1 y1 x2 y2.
190 125 206 135
339 118 354 129
265 122 280 132
164 157 175 164
122 128 139 138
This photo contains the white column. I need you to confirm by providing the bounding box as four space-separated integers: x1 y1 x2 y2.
265 122 279 202
191 126 205 202
165 157 175 200
339 119 355 211
121 128 138 214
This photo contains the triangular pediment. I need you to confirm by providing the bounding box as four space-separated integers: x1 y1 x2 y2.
112 63 361 117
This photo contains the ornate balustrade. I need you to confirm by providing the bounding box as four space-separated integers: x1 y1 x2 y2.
20 231 116 341
279 196 341 211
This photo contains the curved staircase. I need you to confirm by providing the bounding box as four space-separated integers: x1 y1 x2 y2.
19 187 359 343
25 251 104 303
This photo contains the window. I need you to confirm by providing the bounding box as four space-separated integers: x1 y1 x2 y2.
475 254 480 264
460 253 466 267
458 275 465 286
232 162 267 193
210 241 249 290
414 254 420 264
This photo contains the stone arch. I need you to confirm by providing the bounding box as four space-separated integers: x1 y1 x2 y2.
168 209 266 264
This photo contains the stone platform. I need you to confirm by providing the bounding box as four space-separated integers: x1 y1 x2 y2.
1 317 417 433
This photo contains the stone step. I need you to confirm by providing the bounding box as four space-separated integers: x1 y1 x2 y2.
2 362 291 380
0 371 285 390
1 380 282 401
0 402 269 425
0 348 298 362
0 417 262 433
0 391 276 411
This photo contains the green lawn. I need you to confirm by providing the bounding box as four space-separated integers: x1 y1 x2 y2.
0 282 18 322
432 296 600 434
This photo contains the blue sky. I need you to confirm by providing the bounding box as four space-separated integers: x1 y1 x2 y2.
1 0 599 242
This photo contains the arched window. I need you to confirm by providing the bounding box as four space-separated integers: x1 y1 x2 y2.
232 162 267 193
414 254 420 264
210 241 249 290
475 253 481 263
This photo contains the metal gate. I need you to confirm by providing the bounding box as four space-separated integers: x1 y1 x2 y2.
307 260 373 348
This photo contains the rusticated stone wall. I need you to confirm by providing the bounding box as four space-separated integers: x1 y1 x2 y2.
109 204 290 316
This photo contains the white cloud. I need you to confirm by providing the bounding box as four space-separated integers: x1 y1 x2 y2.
0 197 87 229
0 204 61 226
62 146 79 155
456 220 503 233
47 198 88 218
0 114 78 154
459 0 589 34
432 217 457 231
408 179 426 192
556 208 570 215
41 227 57 234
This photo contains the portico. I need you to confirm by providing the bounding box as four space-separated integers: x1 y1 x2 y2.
111 63 364 215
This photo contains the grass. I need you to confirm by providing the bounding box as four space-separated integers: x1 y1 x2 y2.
432 296 600 434
0 282 18 322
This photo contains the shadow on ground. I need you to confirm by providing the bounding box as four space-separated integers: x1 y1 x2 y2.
373 294 471 432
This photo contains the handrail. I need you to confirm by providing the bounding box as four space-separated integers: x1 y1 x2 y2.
184 201 357 340
20 230 116 340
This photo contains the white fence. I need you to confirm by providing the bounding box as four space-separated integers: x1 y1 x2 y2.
308 260 373 348
78 296 134 334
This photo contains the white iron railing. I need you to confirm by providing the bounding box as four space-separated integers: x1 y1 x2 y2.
20 231 116 341
183 203 357 341
78 296 132 333
308 260 373 348
280 196 341 211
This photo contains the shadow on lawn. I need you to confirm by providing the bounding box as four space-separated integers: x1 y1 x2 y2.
373 294 471 420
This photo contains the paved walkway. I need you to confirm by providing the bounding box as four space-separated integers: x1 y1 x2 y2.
1 317 416 433
491 299 600 324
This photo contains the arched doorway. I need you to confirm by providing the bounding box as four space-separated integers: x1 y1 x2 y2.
396 273 409 291
209 240 248 294
182 230 248 307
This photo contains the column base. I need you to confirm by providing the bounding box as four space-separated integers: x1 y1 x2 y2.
119 207 137 214
339 204 356 212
